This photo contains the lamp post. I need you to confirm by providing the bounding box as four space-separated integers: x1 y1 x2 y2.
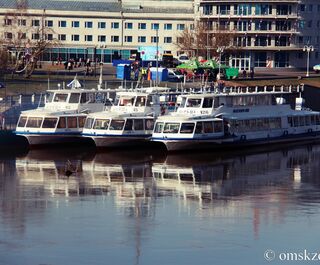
206 17 210 60
155 27 159 86
217 46 225 80
303 45 314 77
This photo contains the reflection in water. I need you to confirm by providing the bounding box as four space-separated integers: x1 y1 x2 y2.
1 145 320 264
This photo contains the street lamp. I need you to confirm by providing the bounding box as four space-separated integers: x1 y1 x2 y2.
206 17 210 60
303 45 314 77
155 27 159 86
216 46 225 80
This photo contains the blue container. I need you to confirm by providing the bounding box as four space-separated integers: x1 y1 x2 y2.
150 67 168 82
116 64 131 80
113 59 132 67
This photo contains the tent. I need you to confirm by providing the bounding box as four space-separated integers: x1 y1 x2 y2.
176 60 200 70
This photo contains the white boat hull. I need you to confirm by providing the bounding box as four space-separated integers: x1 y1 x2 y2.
88 135 152 148
17 133 88 146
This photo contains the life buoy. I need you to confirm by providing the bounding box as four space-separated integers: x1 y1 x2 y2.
146 120 153 129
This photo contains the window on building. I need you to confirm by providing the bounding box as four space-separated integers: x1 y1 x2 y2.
308 4 313 12
85 35 93 42
151 23 159 30
111 35 119 42
307 20 312 28
125 36 132 42
58 34 66 41
5 32 13 39
164 23 172 30
204 5 213 15
18 19 26 26
98 35 106 42
18 32 26 39
45 20 53 27
46 34 53 40
85 21 93 28
151 36 159 43
4 19 12 26
217 4 231 15
59 20 67 27
111 22 119 29
138 36 146 43
255 4 272 15
276 4 292 15
72 21 80 28
32 19 40 27
125 22 133 29
32 33 40 40
177 24 185 30
138 23 146 29
98 22 106 28
164 37 172 43
72 34 80 41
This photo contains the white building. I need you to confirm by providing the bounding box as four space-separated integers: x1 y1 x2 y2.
0 0 319 68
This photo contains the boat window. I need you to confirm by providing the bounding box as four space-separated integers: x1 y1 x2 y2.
180 97 186 107
213 121 223 132
84 118 94 129
316 115 320 125
146 96 153 107
195 122 203 134
78 117 86 128
119 97 134 106
288 117 293 127
154 122 164 133
93 119 110 130
17 116 27 127
134 119 144 130
311 115 316 125
293 116 299 127
269 118 281 129
46 92 54 103
163 123 180 134
69 93 80 103
305 116 311 126
186 98 202 108
299 116 305 127
109 120 125 130
53 93 68 102
105 98 113 107
145 119 155 130
203 121 213 133
26 117 43 128
202 98 213 108
57 117 66 128
80 93 87 103
135 96 146 107
42 118 58 128
124 119 133 130
67 117 78 128
180 123 195 134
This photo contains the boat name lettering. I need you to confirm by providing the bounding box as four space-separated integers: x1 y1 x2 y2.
233 109 249 113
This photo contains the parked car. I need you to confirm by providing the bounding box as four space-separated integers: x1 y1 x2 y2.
313 64 320 73
167 69 184 82
178 54 189 63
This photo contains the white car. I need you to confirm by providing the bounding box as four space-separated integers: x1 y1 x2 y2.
178 54 190 63
313 64 320 73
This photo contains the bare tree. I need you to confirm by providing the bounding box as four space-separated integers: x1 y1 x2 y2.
175 21 237 59
0 0 58 78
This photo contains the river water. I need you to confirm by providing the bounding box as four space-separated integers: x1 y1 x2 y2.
1 144 320 265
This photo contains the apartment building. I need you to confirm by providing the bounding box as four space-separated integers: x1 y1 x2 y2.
0 0 194 63
199 0 320 69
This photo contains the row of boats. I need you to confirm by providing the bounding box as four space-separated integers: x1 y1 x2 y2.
14 79 320 151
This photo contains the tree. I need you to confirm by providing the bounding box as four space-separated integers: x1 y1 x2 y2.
0 0 58 78
175 21 237 59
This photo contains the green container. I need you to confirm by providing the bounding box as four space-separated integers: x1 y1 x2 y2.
225 67 239 80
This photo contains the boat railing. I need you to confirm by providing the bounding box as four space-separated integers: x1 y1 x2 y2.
221 84 304 95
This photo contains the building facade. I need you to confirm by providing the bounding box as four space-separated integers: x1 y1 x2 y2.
199 0 320 69
0 0 319 68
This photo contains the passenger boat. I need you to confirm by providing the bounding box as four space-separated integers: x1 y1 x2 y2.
151 84 320 151
15 82 112 146
82 88 166 147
